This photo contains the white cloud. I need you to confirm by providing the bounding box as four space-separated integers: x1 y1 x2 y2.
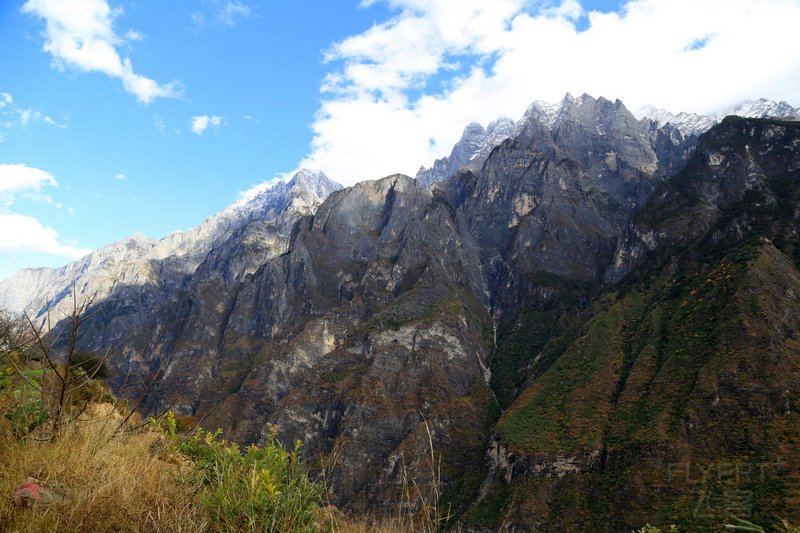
21 0 181 105
0 91 65 131
154 116 167 136
0 164 58 204
191 115 222 135
124 29 143 41
300 0 800 186
193 1 253 27
191 12 205 27
0 165 87 260
42 115 65 127
114 173 126 181
219 2 252 26
0 213 91 259
19 109 41 126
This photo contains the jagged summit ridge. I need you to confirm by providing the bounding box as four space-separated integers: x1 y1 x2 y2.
417 94 800 185
637 97 800 135
415 117 520 186
415 93 680 186
0 169 341 317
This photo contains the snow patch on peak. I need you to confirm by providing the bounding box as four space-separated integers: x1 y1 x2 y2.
636 105 715 136
637 98 800 137
521 100 562 129
726 99 800 121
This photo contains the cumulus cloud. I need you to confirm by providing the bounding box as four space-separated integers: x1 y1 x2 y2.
114 173 126 181
0 213 91 259
21 0 181 104
191 115 223 135
299 0 800 185
0 164 58 205
0 165 89 260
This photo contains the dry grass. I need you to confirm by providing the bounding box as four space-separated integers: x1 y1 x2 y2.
0 401 438 533
328 512 427 533
0 386 451 533
0 403 206 532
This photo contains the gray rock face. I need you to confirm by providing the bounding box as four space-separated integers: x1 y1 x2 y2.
13 95 797 518
606 117 800 283
416 93 698 188
448 94 698 319
0 169 341 323
55 94 709 512
417 95 800 191
415 118 519 186
88 175 492 512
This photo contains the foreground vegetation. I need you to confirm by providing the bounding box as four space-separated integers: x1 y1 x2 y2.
0 307 450 532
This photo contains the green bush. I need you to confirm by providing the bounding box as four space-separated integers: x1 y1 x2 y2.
4 389 49 438
2 367 48 439
174 422 323 532
0 366 13 392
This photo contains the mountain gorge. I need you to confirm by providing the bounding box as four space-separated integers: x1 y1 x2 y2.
2 95 800 530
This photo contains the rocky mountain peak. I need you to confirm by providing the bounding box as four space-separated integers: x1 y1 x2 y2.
285 168 341 198
418 93 698 188
729 97 800 120
415 117 521 186
637 97 800 136
0 169 342 318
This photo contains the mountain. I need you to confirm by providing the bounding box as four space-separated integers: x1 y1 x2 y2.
47 94 703 513
418 96 800 189
0 169 341 322
416 93 698 187
4 95 800 529
480 117 800 530
415 117 520 185
638 97 800 136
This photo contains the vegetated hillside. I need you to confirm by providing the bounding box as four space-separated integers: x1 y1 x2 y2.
469 118 800 531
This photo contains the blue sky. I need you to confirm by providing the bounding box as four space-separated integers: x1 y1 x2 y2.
1 0 799 280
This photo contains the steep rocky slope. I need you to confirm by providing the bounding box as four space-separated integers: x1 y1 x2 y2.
0 169 341 323
58 94 703 513
417 95 797 188
10 95 800 528
473 118 800 530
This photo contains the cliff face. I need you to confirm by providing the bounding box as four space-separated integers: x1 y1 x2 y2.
481 118 800 531
57 94 704 513
25 97 800 527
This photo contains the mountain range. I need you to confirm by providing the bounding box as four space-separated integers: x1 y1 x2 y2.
1 95 799 530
